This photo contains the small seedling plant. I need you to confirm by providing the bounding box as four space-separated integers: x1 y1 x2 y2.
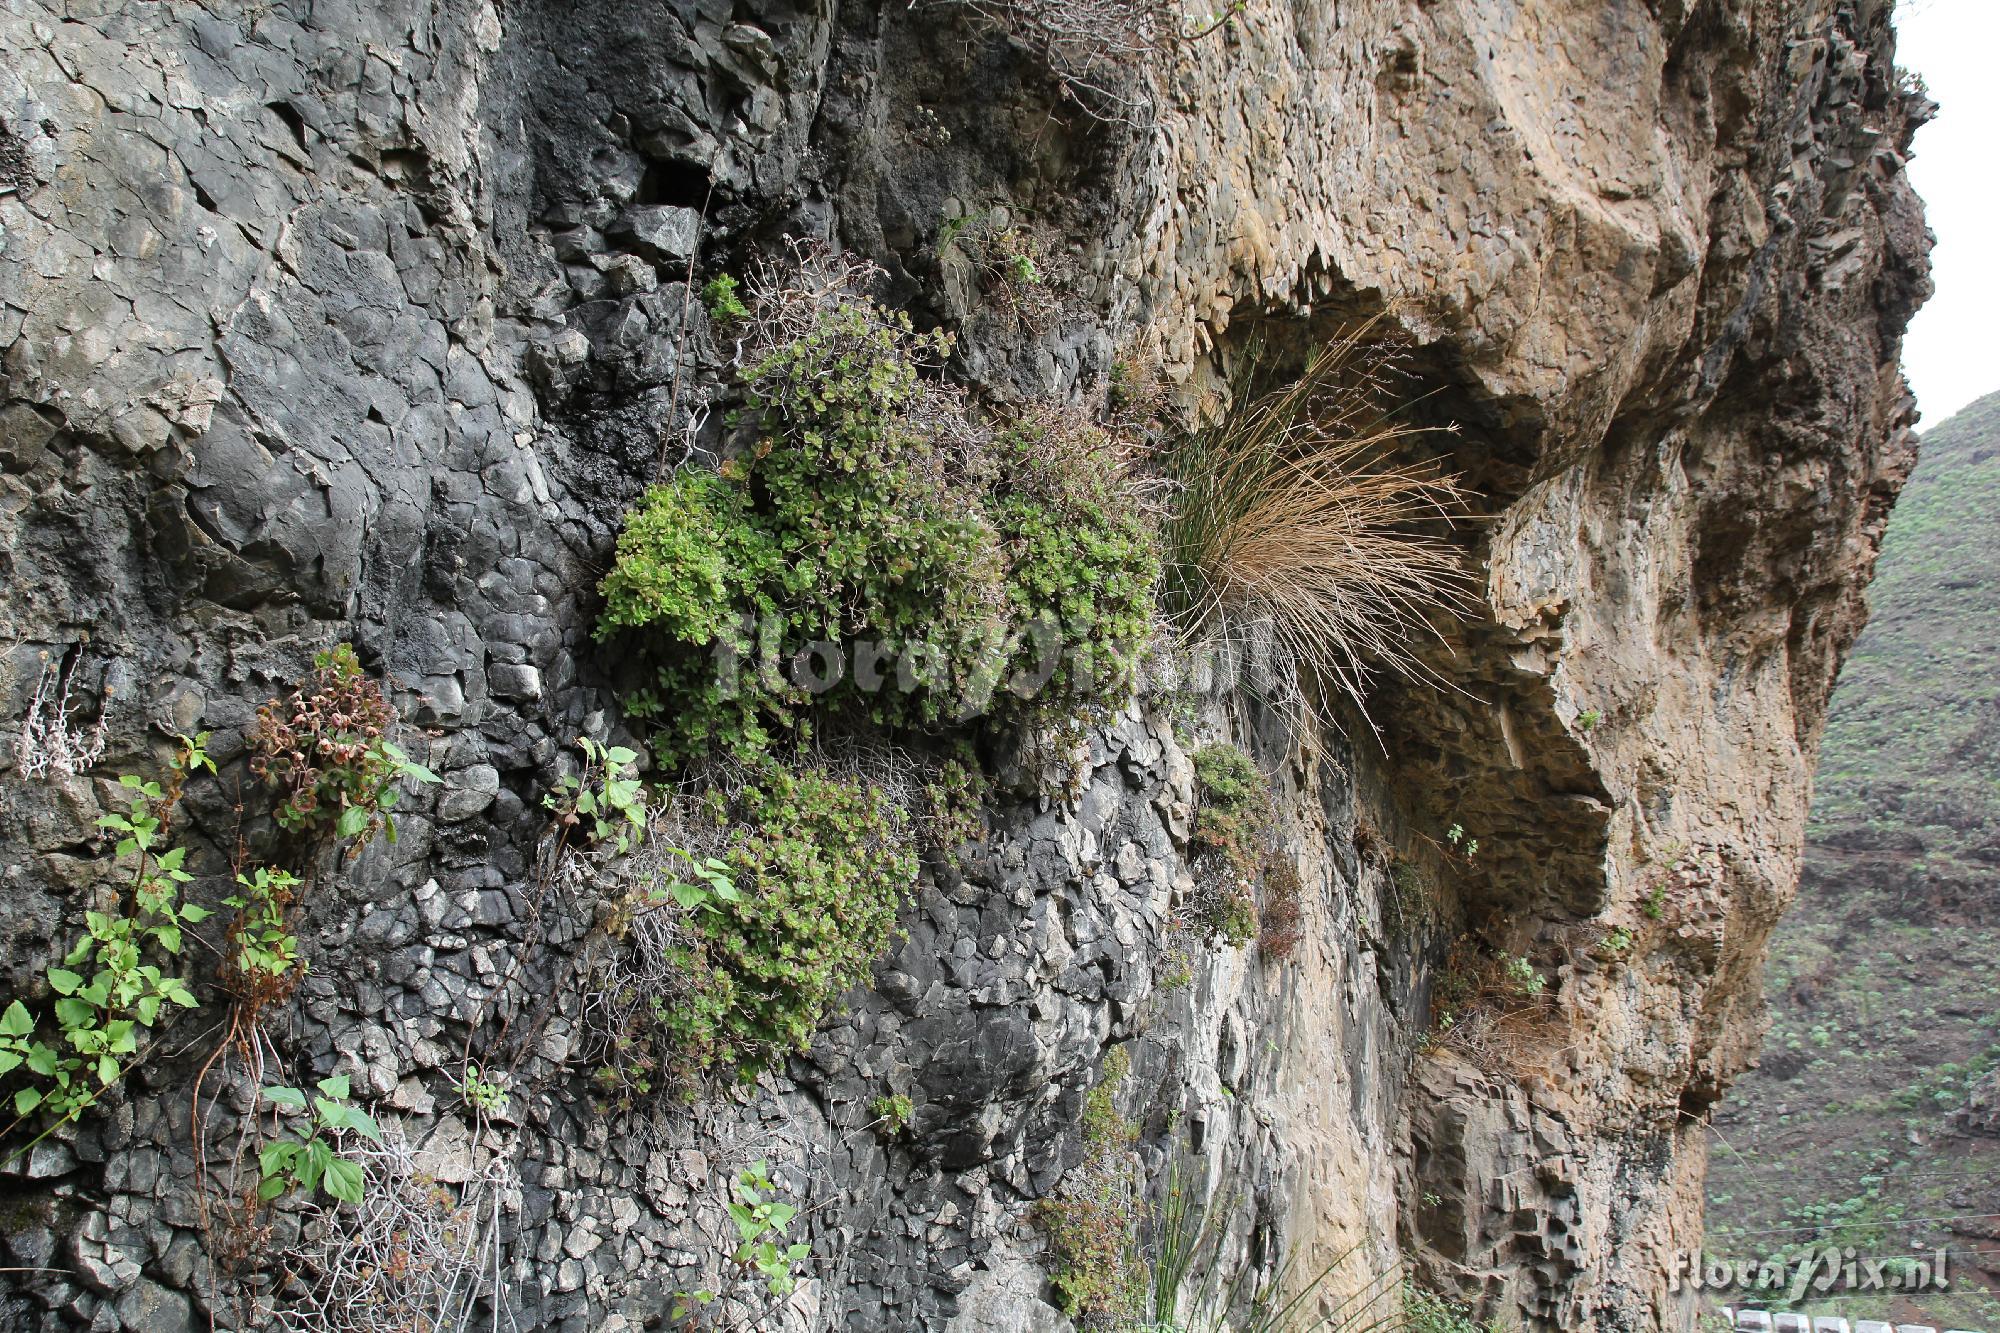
455 1062 510 1117
547 738 648 852
258 1074 381 1205
673 1159 811 1323
655 847 740 913
870 1092 913 1138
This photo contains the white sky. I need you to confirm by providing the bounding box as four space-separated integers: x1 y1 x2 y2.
1894 0 2000 425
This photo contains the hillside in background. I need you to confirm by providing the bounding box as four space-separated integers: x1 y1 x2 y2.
1706 390 2000 1328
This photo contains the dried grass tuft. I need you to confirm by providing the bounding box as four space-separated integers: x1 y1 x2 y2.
1160 322 1479 734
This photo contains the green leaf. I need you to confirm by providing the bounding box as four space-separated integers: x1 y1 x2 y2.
95 1053 119 1085
323 1155 365 1204
54 998 93 1029
0 1000 33 1037
313 1097 350 1129
14 1087 42 1116
300 1138 331 1191
135 995 161 1026
156 846 187 872
26 1045 59 1077
317 1073 351 1100
344 1106 383 1143
728 1202 761 1242
257 1174 289 1201
606 746 638 766
335 806 370 840
264 1085 307 1110
179 904 211 924
45 968 82 996
260 1140 299 1174
153 924 181 955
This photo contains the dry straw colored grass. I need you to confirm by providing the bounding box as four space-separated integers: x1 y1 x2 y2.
1160 322 1479 732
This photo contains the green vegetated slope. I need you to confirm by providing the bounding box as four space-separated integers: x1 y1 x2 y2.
1705 390 2000 1329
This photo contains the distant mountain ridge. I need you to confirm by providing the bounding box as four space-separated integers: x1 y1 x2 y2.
1705 389 2000 1330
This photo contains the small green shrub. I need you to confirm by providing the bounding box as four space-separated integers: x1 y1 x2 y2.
1188 743 1272 948
1641 881 1667 921
1191 743 1268 871
871 1092 913 1137
1403 1281 1505 1333
702 273 748 323
454 1063 510 1117
663 766 917 1084
545 738 648 852
222 866 304 993
597 255 1155 767
1501 955 1544 999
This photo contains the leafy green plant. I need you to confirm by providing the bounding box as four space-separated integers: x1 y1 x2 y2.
0 739 213 1135
1403 1280 1507 1333
1188 743 1273 948
258 1074 381 1205
672 1159 811 1321
1641 881 1667 921
661 766 916 1087
1501 955 1544 999
1192 743 1269 877
249 644 439 843
597 249 1154 767
1598 926 1634 958
1444 823 1478 858
702 273 748 323
546 738 648 852
1575 708 1602 733
454 1062 510 1117
870 1092 913 1137
222 866 303 988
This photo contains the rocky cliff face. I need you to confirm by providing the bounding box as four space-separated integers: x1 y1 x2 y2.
0 0 1926 1330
